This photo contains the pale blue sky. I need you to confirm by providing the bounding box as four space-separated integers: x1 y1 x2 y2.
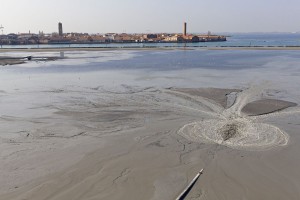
0 0 299 34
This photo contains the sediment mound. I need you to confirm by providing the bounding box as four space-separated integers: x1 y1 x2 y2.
177 86 295 151
178 118 289 151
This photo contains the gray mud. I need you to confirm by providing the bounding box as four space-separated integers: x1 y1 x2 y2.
242 99 297 116
1 50 300 200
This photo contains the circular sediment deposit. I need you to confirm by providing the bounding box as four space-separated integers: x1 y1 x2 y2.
173 86 296 151
178 117 289 151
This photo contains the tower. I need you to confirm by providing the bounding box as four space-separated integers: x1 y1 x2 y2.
58 22 63 36
183 22 187 36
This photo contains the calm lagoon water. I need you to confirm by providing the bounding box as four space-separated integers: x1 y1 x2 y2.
1 49 300 103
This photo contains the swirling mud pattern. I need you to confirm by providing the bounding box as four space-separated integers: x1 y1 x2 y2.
178 86 291 151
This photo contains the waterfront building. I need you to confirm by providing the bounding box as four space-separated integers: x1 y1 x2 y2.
144 34 158 39
183 35 200 42
7 33 18 40
164 35 184 42
90 35 107 43
17 33 36 39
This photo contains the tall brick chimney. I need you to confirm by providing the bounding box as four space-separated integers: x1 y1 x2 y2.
58 22 63 36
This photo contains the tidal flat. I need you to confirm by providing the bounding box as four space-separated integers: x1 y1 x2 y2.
0 49 300 200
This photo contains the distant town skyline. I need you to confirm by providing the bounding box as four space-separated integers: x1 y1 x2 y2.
1 0 300 34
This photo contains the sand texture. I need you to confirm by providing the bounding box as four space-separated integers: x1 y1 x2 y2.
0 84 300 200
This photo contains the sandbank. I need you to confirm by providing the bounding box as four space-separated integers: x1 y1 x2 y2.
242 99 298 116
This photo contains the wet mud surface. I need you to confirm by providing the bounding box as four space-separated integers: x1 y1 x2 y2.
1 50 300 200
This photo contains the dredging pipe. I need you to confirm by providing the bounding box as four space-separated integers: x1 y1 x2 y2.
175 169 204 200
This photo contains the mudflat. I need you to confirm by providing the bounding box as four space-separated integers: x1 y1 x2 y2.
0 85 299 200
0 57 25 66
1 49 300 200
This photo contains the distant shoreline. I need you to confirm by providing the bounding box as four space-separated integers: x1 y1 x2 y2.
1 46 300 52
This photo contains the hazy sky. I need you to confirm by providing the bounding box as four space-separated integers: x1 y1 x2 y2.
1 0 299 34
